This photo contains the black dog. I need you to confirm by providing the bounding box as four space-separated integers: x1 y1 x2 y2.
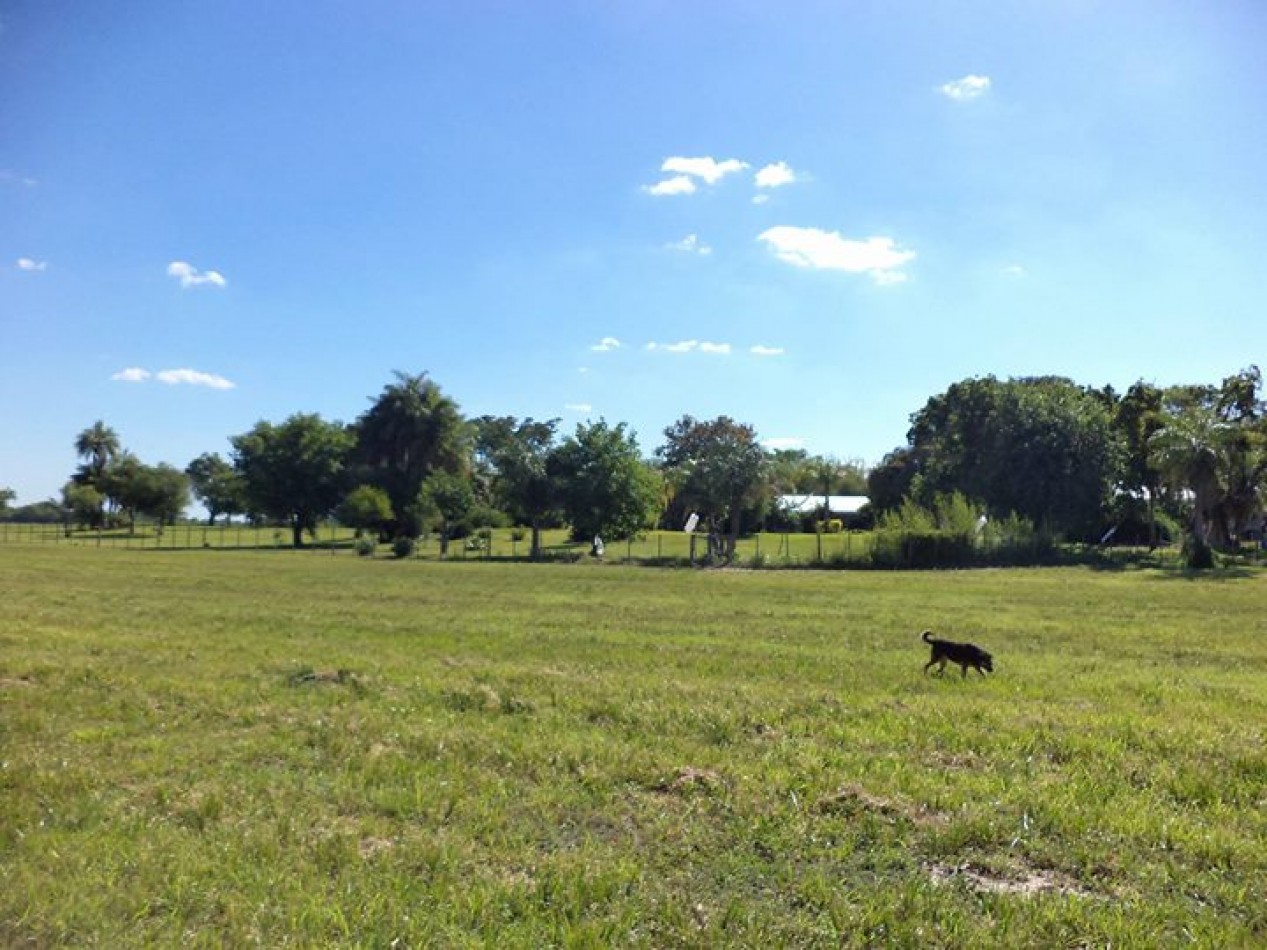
922 630 993 678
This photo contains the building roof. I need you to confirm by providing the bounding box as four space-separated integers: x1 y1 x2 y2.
776 494 870 516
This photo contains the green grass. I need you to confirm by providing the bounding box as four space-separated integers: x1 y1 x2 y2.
3 545 1266 946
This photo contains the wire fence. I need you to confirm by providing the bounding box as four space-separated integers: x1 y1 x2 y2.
5 521 1251 569
0 521 874 566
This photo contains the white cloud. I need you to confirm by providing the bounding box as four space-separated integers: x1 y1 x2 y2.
750 345 784 357
1001 264 1026 277
564 403 592 413
155 368 236 389
111 366 235 389
755 161 798 189
646 339 730 355
757 226 915 284
752 194 771 206
644 175 697 197
17 257 48 271
871 269 910 286
763 437 805 451
939 74 991 101
167 260 227 289
666 234 712 255
591 336 622 352
0 170 38 187
662 156 748 185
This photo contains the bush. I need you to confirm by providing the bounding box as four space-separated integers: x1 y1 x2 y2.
510 526 527 542
391 536 416 559
868 492 1051 568
817 519 844 534
354 537 377 558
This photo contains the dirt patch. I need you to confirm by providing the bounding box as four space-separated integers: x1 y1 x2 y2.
287 668 358 686
0 675 36 689
925 861 1096 898
654 766 725 794
358 836 395 860
924 750 987 771
815 784 947 827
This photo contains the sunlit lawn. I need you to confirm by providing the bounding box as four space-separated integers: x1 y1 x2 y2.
2 544 1265 946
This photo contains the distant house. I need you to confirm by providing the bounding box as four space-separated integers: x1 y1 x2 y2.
776 495 870 517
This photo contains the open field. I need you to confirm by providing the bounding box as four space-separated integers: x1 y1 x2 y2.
3 545 1266 946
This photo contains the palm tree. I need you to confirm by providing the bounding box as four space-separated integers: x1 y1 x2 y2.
1149 405 1233 554
353 372 469 537
74 421 120 482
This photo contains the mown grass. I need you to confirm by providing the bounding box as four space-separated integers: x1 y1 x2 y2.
2 545 1265 946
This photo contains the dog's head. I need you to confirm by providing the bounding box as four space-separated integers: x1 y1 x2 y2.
980 652 994 673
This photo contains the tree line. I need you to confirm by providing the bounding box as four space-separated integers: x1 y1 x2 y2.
3 366 1262 567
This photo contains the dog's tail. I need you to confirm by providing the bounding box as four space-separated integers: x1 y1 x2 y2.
921 630 934 643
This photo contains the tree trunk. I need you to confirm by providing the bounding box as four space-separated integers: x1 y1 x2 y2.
726 508 741 563
292 518 304 548
531 521 542 561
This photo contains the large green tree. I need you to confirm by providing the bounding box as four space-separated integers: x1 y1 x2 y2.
417 470 475 556
97 456 189 532
353 372 469 538
899 376 1122 539
232 413 354 547
185 452 246 526
657 415 768 561
473 415 560 560
550 420 661 542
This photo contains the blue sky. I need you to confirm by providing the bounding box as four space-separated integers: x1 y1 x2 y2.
3 1 1265 506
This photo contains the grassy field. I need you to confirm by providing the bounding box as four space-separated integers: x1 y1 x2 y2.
3 545 1265 946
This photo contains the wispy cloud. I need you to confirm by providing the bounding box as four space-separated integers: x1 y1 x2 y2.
564 403 592 413
167 260 227 289
0 170 38 188
757 226 915 284
644 175 697 197
666 234 712 255
112 366 235 389
591 336 622 352
750 344 785 357
156 368 235 389
646 340 731 355
939 74 991 101
755 161 798 189
17 257 48 272
1001 264 1026 277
